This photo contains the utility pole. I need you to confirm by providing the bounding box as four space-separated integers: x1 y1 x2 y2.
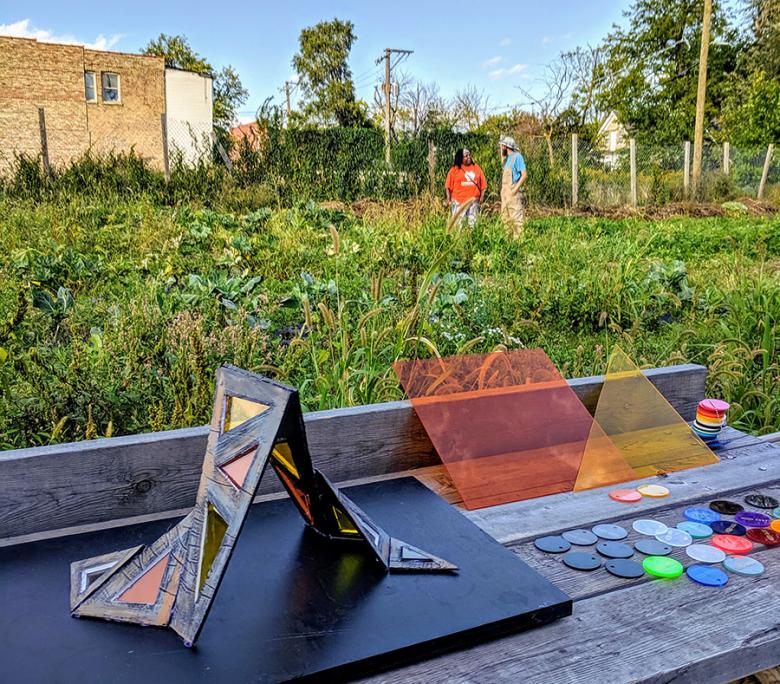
284 82 292 118
691 0 713 199
376 48 413 164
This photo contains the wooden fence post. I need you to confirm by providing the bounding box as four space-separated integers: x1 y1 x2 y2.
683 141 691 199
211 130 233 173
37 107 52 179
427 140 436 196
758 143 774 200
160 114 170 181
723 142 730 176
629 138 637 208
571 133 579 209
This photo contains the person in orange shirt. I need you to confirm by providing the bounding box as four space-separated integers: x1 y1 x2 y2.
445 148 487 226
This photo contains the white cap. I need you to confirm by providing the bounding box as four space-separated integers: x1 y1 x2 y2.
499 135 517 150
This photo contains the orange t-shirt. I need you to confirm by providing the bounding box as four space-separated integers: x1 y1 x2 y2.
445 164 487 203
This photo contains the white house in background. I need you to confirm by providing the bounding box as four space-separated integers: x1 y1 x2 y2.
597 111 628 167
165 68 213 165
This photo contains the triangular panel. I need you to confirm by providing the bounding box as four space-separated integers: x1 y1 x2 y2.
116 553 170 605
218 448 257 490
223 396 270 433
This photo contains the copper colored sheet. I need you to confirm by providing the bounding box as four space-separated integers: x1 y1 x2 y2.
395 350 624 510
218 448 257 490
574 347 719 490
116 553 169 605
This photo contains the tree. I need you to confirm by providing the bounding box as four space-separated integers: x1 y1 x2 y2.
142 34 248 132
595 0 740 143
292 19 369 127
399 79 450 133
451 86 490 131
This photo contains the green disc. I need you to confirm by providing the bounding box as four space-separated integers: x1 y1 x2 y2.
642 555 684 579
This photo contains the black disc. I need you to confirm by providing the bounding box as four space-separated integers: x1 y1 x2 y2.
745 494 779 510
709 500 744 515
563 551 602 571
596 541 634 559
562 529 599 546
605 559 645 579
534 535 571 554
634 539 673 556
710 520 747 536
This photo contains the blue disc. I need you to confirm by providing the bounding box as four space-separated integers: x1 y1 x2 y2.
710 520 747 536
686 564 729 587
684 507 721 524
676 521 713 539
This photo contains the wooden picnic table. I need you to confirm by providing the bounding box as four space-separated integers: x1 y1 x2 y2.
2 363 778 683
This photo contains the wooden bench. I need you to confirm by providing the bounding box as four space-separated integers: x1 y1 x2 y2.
2 363 779 683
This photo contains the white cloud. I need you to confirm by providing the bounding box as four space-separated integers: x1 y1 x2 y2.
489 63 528 81
499 37 511 47
481 56 502 69
542 36 553 45
0 19 122 50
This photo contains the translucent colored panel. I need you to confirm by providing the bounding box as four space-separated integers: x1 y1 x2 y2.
275 464 314 525
223 396 269 433
218 448 257 490
272 443 299 479
395 350 624 509
80 561 118 593
116 553 169 605
574 346 719 490
198 503 228 595
332 505 359 535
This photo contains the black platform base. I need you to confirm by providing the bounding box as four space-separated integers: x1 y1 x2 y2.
0 477 571 682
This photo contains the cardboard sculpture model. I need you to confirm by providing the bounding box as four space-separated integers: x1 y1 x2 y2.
395 347 719 510
70 366 456 646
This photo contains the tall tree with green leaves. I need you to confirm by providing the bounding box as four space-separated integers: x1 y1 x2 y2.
292 19 369 128
596 0 740 143
142 34 248 133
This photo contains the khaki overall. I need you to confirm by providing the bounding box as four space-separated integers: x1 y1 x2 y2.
500 154 524 236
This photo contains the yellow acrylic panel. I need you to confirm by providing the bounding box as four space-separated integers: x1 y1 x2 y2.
332 506 359 535
272 443 299 479
198 503 228 595
223 396 269 432
574 346 719 490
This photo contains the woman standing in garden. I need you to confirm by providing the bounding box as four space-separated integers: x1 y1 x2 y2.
445 148 487 226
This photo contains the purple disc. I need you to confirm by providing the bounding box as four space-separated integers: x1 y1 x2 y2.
734 511 772 528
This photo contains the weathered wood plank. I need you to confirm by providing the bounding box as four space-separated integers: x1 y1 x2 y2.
464 439 780 544
0 364 706 538
358 542 780 684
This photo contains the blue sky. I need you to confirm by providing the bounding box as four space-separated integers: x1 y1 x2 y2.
2 2 633 121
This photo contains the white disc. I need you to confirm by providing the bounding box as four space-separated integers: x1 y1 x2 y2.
685 544 726 563
632 519 668 536
655 528 693 547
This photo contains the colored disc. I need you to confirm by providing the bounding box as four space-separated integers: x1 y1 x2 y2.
709 500 744 515
685 544 726 563
699 398 730 413
677 521 713 539
773 507 780 519
632 519 668 536
592 524 628 541
735 511 772 528
634 539 673 556
562 529 599 546
723 555 765 577
596 541 634 559
534 536 571 554
655 528 693 547
609 488 642 503
686 564 728 587
684 507 720 524
746 527 780 546
605 559 645 579
643 556 684 579
637 484 670 498
711 534 753 555
563 552 602 571
745 494 779 510
710 520 747 536
771 520 780 533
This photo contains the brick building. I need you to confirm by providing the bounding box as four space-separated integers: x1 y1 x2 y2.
0 36 212 173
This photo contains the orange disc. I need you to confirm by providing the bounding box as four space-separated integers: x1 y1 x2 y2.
711 534 753 555
771 520 780 533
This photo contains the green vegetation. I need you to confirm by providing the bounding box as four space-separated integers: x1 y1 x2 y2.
1 192 778 450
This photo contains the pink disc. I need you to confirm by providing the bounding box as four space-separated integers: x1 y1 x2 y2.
699 398 730 414
609 488 642 503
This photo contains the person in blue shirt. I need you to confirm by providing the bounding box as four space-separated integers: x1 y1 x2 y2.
499 135 528 235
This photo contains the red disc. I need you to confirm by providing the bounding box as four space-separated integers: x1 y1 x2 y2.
699 398 730 414
746 527 780 546
609 488 642 503
711 534 753 555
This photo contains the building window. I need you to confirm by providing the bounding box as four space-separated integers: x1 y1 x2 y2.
84 71 96 102
101 72 121 103
609 130 618 152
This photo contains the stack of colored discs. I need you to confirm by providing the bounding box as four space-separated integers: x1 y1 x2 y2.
692 398 729 444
